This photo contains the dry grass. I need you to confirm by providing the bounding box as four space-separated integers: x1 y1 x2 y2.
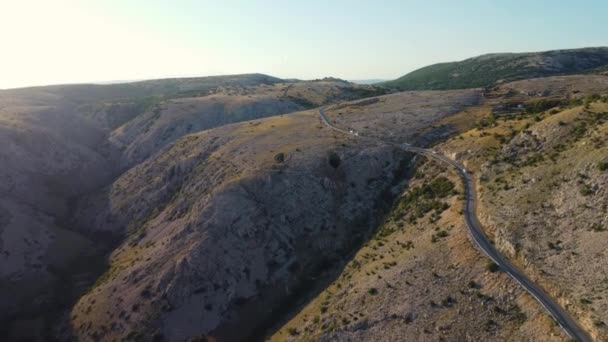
440 100 608 340
271 158 563 341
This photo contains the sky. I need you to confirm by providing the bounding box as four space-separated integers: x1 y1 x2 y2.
1 0 607 89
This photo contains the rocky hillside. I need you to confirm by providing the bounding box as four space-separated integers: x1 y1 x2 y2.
324 89 481 145
437 76 608 341
273 157 563 342
67 109 412 341
3 70 607 341
273 74 608 342
0 91 119 338
0 76 386 341
61 89 479 342
108 80 387 166
5 73 283 105
383 47 608 90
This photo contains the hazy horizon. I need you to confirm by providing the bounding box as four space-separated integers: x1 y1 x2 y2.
2 0 608 89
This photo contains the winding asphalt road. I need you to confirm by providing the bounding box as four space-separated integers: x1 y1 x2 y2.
318 107 591 342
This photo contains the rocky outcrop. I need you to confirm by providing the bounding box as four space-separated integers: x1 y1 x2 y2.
69 111 411 341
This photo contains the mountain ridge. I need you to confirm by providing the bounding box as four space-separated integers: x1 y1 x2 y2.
383 47 608 90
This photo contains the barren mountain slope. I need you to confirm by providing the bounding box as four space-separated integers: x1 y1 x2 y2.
273 158 564 342
0 75 385 340
109 80 386 165
3 73 283 106
495 75 608 101
5 72 606 342
66 88 492 341
0 94 118 336
443 103 608 341
0 97 116 214
275 75 608 342
324 89 482 145
68 109 412 341
435 78 608 340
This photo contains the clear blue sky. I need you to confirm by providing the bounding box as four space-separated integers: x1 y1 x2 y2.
1 0 607 88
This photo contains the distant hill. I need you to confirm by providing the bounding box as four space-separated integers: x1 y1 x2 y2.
1 73 283 104
349 79 389 85
382 47 608 90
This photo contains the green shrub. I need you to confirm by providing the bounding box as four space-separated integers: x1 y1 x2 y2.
568 98 583 107
426 179 453 198
584 93 601 105
274 152 285 163
431 230 449 243
477 115 497 129
436 230 449 238
590 223 606 232
328 152 341 168
287 95 315 108
580 183 594 196
509 304 527 324
525 99 562 114
598 161 608 171
571 122 588 140
486 261 500 273
521 153 545 167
